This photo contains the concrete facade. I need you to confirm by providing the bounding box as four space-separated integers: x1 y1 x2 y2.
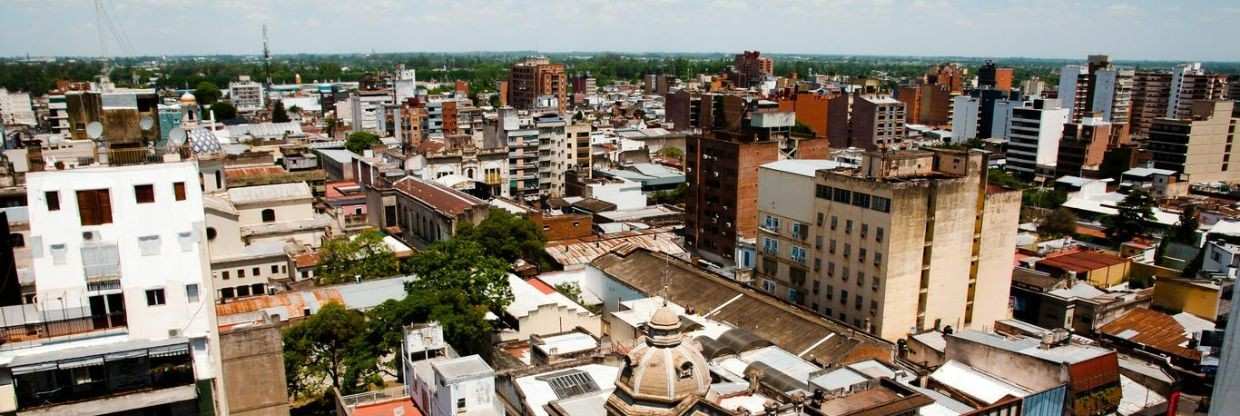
1148 100 1239 184
221 323 290 416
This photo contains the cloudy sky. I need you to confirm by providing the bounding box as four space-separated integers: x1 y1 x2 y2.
3 0 1238 61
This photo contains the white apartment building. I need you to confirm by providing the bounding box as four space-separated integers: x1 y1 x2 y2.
0 89 36 127
950 95 981 142
1005 99 1070 180
11 161 227 414
228 76 264 113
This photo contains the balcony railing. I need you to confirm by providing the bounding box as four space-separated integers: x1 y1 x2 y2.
12 342 194 410
0 304 127 348
105 146 191 166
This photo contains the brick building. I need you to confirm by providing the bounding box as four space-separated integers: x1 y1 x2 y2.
507 57 567 112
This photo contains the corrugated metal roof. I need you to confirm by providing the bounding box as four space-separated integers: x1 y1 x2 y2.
227 182 312 205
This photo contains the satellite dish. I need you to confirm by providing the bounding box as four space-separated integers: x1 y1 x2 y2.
139 115 154 131
85 122 104 140
168 127 187 146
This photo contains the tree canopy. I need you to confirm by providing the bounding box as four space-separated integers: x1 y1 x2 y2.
283 303 371 398
1172 204 1200 244
406 239 512 312
1038 207 1078 239
209 101 237 121
315 230 400 285
272 100 291 123
193 81 221 105
345 131 381 154
455 208 546 264
361 289 493 375
1103 190 1156 244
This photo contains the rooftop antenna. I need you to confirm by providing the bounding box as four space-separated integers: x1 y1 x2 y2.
263 24 272 87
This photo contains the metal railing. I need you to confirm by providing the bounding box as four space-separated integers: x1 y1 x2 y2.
0 304 127 348
340 385 409 411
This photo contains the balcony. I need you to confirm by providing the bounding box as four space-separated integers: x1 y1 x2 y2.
0 304 127 348
8 339 195 412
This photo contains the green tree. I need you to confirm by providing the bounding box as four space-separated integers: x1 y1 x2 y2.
1023 188 1068 209
345 131 381 154
209 101 238 121
194 81 221 105
1038 207 1078 239
361 289 493 375
656 146 684 160
987 168 1026 189
272 100 291 123
315 230 400 285
406 239 512 312
455 209 546 263
1172 204 1200 244
283 303 371 398
1103 190 1157 244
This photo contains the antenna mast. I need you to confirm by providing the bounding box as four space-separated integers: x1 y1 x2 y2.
263 24 272 87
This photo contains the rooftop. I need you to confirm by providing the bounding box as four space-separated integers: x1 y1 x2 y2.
544 227 684 267
392 176 486 217
1037 250 1129 274
1098 308 1201 361
930 360 1030 404
590 248 893 364
761 159 849 177
227 182 313 205
433 355 494 383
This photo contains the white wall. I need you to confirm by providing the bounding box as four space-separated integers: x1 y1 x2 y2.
586 179 646 211
1035 107 1071 167
951 96 980 142
26 162 219 381
1057 65 1083 116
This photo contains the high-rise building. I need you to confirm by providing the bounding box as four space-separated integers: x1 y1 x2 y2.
756 149 1020 340
684 99 827 265
1020 77 1046 98
782 91 846 140
832 94 907 151
732 50 773 89
1057 55 1134 144
1168 62 1229 119
1130 71 1173 139
570 73 596 95
977 60 1014 92
926 63 966 94
0 88 36 126
1055 117 1113 178
8 161 227 414
949 89 1022 142
896 84 952 127
228 75 265 113
1210 284 1240 415
1148 100 1239 183
507 57 567 112
1005 99 1071 180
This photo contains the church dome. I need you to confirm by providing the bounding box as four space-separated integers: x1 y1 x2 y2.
179 92 197 105
612 306 710 406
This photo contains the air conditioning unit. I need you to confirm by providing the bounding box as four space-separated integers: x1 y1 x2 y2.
168 329 181 337
82 230 101 241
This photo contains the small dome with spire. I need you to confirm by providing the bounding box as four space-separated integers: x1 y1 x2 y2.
606 305 711 415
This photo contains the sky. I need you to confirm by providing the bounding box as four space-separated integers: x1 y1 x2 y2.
2 0 1239 61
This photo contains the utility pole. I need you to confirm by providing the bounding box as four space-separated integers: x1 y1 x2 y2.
263 24 272 87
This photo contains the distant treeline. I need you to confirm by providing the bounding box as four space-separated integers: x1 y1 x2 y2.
2 52 1237 97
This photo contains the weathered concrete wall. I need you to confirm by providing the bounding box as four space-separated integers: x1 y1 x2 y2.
221 323 291 416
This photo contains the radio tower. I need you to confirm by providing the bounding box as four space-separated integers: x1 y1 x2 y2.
262 24 272 87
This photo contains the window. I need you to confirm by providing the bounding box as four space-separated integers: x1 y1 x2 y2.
222 271 230 280
872 196 892 213
843 243 851 258
8 233 23 248
271 265 280 274
76 189 113 225
841 290 849 305
252 267 261 276
851 192 871 208
833 188 851 203
875 252 883 266
186 284 200 303
134 184 155 203
817 213 824 226
261 209 276 223
206 227 217 241
829 239 836 254
138 235 161 256
762 280 776 293
842 266 850 282
145 289 166 306
876 227 885 242
238 269 246 278
50 243 67 265
45 191 60 211
815 185 832 199
845 220 853 234
813 280 820 294
221 287 235 299
237 285 251 297
678 362 694 379
815 236 823 250
859 248 867 263
791 246 807 264
826 285 834 300
457 398 467 409
857 272 865 287
251 283 266 296
173 182 187 201
763 238 778 255
813 257 821 272
763 215 780 231
855 295 863 310
861 224 869 239
830 216 838 230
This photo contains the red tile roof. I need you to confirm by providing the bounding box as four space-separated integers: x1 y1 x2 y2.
392 177 486 217
225 165 287 180
1098 308 1201 362
351 398 422 416
1037 250 1129 274
525 277 556 295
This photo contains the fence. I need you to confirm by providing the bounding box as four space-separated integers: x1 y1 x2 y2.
0 303 126 348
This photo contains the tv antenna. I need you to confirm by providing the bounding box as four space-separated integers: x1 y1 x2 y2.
263 24 272 87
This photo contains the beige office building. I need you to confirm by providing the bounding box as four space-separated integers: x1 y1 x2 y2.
1149 100 1240 184
756 149 1021 342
